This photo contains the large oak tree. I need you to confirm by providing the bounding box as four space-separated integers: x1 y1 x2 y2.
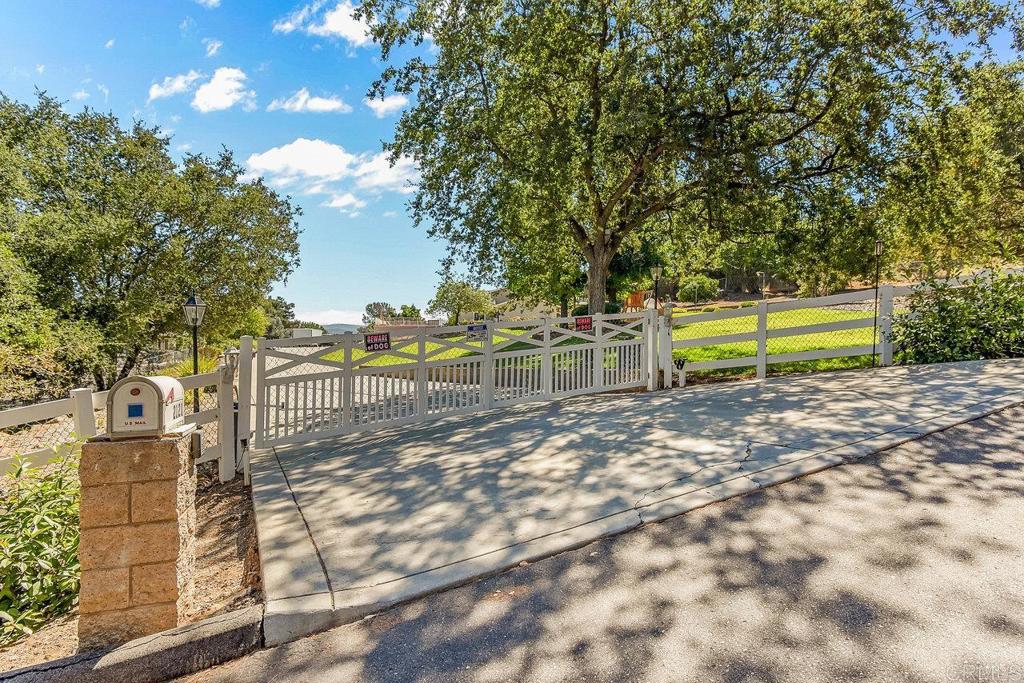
364 0 1019 312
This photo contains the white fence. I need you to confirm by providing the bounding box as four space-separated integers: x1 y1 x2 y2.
252 312 656 448
0 360 239 482
659 286 896 388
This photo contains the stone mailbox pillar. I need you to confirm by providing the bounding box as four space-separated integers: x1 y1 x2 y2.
77 428 197 649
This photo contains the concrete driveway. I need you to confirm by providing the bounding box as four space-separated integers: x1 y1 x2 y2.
186 393 1024 682
249 359 1024 645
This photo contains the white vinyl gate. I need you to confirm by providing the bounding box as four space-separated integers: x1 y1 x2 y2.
254 312 656 448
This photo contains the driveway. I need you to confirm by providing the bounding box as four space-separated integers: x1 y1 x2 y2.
249 359 1024 645
186 396 1024 682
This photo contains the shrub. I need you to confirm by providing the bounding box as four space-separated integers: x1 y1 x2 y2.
0 449 81 645
741 301 757 308
701 306 717 313
677 275 719 304
571 302 622 316
891 272 1024 365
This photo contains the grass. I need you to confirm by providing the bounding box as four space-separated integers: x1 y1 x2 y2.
309 309 882 383
672 306 880 378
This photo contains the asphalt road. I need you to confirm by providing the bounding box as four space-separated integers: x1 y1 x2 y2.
182 404 1024 683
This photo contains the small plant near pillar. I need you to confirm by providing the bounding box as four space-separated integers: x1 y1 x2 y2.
0 448 81 645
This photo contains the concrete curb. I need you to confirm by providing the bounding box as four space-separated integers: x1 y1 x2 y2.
0 605 263 683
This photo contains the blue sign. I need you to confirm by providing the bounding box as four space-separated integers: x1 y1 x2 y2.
467 323 488 341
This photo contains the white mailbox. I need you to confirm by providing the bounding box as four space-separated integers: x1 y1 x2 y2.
106 376 186 440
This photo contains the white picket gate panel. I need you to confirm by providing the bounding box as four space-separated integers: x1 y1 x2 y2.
254 311 656 447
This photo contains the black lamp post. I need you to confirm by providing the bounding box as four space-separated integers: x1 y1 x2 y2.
182 292 207 413
650 265 663 309
756 271 766 300
871 239 883 368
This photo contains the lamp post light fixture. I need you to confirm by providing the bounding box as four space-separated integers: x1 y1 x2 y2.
182 292 207 413
650 265 663 309
871 239 883 368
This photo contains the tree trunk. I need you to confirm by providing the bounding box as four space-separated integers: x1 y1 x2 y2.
559 296 568 318
587 257 609 315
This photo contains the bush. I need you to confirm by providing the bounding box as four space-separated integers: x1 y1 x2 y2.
677 275 719 303
571 302 622 316
891 272 1024 365
0 450 81 645
701 306 717 313
741 301 757 308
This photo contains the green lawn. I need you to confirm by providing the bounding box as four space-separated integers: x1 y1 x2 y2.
672 306 880 379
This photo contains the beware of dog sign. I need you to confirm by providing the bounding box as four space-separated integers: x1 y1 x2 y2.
364 332 391 352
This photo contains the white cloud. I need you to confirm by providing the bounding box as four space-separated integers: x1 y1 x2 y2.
246 138 417 214
97 84 109 101
192 67 255 112
364 94 407 118
148 70 203 102
35 64 45 74
382 210 398 217
176 143 193 152
246 138 358 181
71 89 89 101
104 39 115 49
194 0 220 7
274 1 372 48
353 152 417 194
268 87 352 113
294 308 364 326
323 192 367 215
202 38 223 57
180 16 196 33
273 0 327 33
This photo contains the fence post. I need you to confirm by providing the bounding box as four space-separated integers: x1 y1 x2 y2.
541 319 552 396
879 285 895 366
416 328 429 417
756 301 768 379
659 304 673 389
71 387 98 440
237 336 253 455
646 309 657 392
482 323 494 409
593 314 605 391
216 361 236 483
342 333 354 431
254 338 267 449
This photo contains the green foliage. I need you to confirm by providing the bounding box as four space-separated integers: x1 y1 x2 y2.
741 301 756 308
398 304 422 319
571 302 621 316
702 306 718 313
0 450 81 645
678 275 719 304
0 94 301 389
891 274 1024 365
363 301 398 326
428 281 494 325
363 0 1018 312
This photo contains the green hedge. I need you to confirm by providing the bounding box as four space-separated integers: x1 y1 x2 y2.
0 450 80 645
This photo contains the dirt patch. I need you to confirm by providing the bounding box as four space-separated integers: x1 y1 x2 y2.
0 466 261 673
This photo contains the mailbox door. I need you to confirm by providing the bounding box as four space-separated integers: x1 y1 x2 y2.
111 383 160 435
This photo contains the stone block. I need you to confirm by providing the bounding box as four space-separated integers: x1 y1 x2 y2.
79 441 130 486
80 484 130 529
78 603 178 650
131 480 178 523
131 562 178 606
79 525 129 570
126 522 180 565
128 440 187 482
79 567 130 612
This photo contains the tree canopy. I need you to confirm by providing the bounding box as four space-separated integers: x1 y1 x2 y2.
428 280 494 325
0 94 301 390
364 0 1022 310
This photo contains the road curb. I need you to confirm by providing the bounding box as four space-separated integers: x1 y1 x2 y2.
0 605 263 683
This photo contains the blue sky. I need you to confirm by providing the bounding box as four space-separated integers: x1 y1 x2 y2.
0 0 443 326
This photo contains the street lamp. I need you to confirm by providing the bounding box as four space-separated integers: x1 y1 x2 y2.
756 271 766 300
871 239 883 368
182 292 207 413
650 265 663 309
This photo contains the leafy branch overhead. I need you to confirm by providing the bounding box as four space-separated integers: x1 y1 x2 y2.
362 0 1022 311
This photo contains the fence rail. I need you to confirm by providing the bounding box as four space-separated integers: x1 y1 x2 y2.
252 311 656 448
0 361 238 482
